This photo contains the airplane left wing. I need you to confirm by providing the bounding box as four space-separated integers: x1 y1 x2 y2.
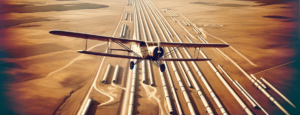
49 30 144 45
158 58 211 61
77 50 142 59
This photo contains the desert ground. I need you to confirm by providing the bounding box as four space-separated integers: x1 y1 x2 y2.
0 0 299 115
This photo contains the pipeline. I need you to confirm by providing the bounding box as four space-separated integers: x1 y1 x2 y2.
81 98 92 115
235 80 269 115
261 77 296 108
112 65 120 83
102 64 111 84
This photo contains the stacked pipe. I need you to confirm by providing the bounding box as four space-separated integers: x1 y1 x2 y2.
81 98 92 115
143 0 212 114
112 65 120 83
197 34 290 114
102 64 111 84
261 77 296 108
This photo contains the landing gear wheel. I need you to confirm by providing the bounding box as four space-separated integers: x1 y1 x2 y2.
130 61 135 70
160 64 165 72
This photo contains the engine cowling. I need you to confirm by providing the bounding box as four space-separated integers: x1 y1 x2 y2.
148 46 164 60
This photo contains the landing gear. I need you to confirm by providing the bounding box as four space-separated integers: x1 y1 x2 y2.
130 61 135 70
160 64 165 72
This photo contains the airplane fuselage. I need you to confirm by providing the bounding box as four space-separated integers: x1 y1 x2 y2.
131 44 164 61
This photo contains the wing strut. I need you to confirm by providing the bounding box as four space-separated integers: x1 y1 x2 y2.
194 47 200 58
85 38 88 51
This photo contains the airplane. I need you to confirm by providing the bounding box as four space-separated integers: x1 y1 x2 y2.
49 30 229 72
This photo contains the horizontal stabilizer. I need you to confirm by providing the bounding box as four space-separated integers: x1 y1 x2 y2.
77 50 141 59
158 58 211 61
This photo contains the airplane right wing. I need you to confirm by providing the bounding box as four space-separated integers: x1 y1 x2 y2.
158 58 211 61
77 50 142 59
159 42 229 48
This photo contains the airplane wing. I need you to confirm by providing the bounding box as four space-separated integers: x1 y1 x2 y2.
159 42 229 48
49 30 228 47
49 30 144 45
77 50 142 59
158 58 211 61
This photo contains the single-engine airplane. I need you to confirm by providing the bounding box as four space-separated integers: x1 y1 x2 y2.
49 30 229 72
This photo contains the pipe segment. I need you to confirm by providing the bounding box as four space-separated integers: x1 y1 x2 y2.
81 98 92 115
120 24 125 37
102 64 111 83
112 65 120 83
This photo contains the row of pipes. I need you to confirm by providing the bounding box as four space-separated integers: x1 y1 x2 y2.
101 64 120 84
125 0 295 115
144 0 219 114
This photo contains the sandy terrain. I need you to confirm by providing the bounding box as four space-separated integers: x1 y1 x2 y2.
0 0 299 115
